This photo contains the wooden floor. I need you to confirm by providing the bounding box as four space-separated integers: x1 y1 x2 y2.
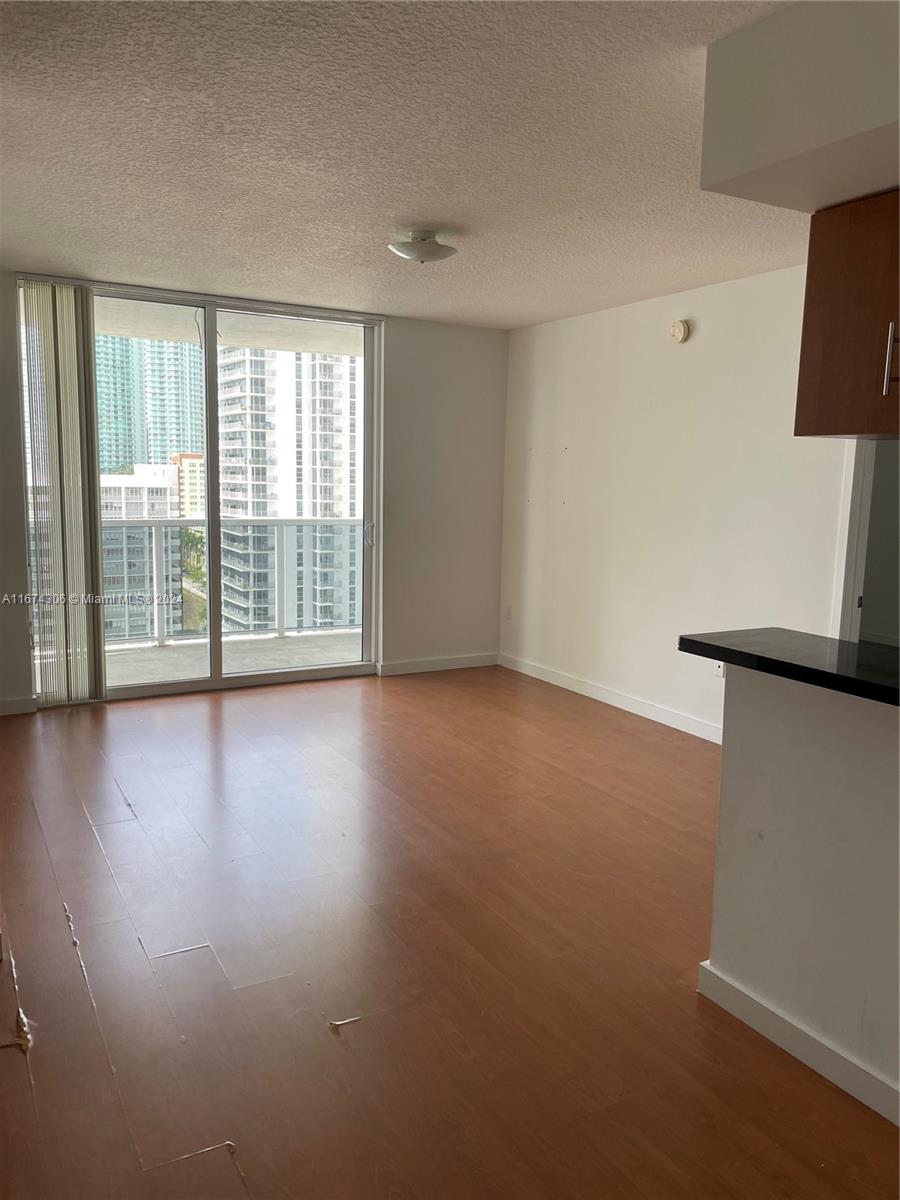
0 667 896 1200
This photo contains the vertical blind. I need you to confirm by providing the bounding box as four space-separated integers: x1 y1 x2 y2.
19 280 96 705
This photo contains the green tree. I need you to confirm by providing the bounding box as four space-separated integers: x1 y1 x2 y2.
181 528 207 588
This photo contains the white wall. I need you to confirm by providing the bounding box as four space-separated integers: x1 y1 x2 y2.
0 271 35 713
500 267 848 740
380 317 507 673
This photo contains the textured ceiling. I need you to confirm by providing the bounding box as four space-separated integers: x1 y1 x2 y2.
0 1 808 329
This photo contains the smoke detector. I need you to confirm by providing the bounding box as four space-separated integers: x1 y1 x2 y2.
388 229 457 264
670 319 691 343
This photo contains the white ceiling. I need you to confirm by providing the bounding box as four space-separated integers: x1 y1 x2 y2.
0 1 808 329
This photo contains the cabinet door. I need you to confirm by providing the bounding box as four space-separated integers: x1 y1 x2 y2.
795 189 899 437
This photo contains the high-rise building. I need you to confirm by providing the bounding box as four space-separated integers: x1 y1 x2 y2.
218 345 279 632
171 451 205 519
94 335 204 474
94 334 147 472
291 351 362 631
218 345 362 636
145 339 204 464
99 465 182 643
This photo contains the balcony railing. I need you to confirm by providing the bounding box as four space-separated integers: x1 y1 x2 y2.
100 517 363 649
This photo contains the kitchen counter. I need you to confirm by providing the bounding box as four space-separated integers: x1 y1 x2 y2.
679 626 899 705
679 628 899 1123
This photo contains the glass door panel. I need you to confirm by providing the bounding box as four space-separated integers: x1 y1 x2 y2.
215 310 366 675
93 297 210 688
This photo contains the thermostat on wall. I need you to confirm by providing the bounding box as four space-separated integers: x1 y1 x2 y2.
670 320 691 343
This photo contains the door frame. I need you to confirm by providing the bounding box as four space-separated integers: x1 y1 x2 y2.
838 440 877 642
19 272 383 701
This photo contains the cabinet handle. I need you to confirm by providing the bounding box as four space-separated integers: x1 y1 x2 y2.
883 320 897 397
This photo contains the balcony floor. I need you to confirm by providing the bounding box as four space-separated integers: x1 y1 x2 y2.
105 628 362 688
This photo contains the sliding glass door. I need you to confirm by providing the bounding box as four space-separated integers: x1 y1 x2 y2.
19 277 377 705
90 294 373 695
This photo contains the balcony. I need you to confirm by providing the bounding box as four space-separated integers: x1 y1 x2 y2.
98 517 365 689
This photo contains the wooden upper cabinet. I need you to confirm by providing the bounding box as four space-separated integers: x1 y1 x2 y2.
795 189 899 437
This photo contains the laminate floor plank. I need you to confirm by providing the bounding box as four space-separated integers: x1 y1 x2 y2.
0 667 894 1199
73 917 223 1168
0 1048 48 1200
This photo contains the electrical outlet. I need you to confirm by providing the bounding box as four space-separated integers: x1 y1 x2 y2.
504 605 513 621
714 661 725 678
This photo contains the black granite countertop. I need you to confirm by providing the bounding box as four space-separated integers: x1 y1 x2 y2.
678 627 899 706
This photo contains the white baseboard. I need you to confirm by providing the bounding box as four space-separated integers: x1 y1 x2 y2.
378 652 498 677
698 960 899 1125
497 652 721 743
0 696 37 716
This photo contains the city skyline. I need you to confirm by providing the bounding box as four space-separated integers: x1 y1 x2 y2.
96 325 364 658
